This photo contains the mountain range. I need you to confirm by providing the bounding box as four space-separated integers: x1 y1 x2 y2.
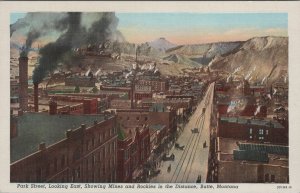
148 36 288 83
10 35 288 84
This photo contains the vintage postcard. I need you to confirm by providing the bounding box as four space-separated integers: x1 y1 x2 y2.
0 1 300 193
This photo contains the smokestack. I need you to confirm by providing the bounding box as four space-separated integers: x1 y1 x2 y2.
19 55 28 111
34 83 39 112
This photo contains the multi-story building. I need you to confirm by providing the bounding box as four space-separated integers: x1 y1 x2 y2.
149 103 177 134
137 78 169 93
49 95 98 114
10 112 117 183
65 75 96 87
134 84 152 101
117 125 150 182
213 137 288 183
110 99 132 109
217 116 288 145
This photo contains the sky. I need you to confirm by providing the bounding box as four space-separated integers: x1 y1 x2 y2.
116 13 288 44
11 12 288 45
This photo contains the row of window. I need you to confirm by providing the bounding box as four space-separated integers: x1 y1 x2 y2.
85 127 117 152
71 165 117 182
119 116 148 121
249 128 269 140
249 128 269 135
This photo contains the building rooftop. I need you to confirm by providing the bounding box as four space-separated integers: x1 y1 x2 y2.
149 103 170 112
220 116 285 129
11 112 110 163
149 124 166 131
218 137 288 166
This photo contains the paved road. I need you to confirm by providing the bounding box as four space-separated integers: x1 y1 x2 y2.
151 82 214 183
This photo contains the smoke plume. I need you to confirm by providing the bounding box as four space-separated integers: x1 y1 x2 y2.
13 12 125 84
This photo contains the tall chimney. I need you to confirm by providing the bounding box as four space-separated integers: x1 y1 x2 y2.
34 83 39 112
18 56 28 111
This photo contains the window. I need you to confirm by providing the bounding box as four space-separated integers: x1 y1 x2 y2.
259 129 264 135
77 167 81 178
249 128 253 134
127 117 130 121
114 141 116 152
102 164 105 175
54 157 58 172
265 173 269 182
100 133 103 143
271 175 275 182
46 163 50 176
36 168 42 182
92 155 96 167
124 149 129 160
136 116 140 121
266 130 269 135
145 117 148 121
61 155 66 168
110 143 113 153
249 135 252 139
86 141 89 151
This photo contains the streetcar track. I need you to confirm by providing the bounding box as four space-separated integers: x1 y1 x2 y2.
169 84 213 183
181 86 212 182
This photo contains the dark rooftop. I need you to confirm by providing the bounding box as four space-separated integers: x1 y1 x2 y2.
11 112 109 163
220 116 285 129
238 143 288 156
149 124 166 131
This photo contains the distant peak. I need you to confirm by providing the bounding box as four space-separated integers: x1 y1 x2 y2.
159 37 166 40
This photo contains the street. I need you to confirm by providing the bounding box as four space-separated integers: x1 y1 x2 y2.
150 83 215 183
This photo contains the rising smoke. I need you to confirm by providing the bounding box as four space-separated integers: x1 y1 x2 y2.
11 12 125 84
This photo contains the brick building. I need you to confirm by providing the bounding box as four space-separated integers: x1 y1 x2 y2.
100 85 131 99
134 85 152 101
149 103 177 134
217 103 267 118
217 116 288 145
10 112 117 183
137 78 169 93
141 98 192 114
116 104 177 135
117 125 150 182
214 138 288 183
49 95 98 114
149 124 168 154
110 99 132 109
65 75 96 87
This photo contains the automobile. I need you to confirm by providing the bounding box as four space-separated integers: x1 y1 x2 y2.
150 169 161 177
191 128 199 133
162 153 175 161
274 106 285 113
175 143 185 150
